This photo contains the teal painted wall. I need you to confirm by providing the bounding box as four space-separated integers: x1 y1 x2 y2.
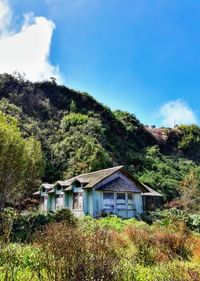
47 194 52 211
50 194 55 211
83 190 88 214
86 189 93 216
135 194 143 213
65 191 73 209
93 190 102 217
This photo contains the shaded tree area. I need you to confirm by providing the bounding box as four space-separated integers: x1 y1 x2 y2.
0 73 200 203
0 74 156 180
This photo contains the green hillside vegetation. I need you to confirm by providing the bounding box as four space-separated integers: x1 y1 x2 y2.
0 112 43 209
0 73 200 204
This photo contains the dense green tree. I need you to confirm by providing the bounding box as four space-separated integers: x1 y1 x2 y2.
0 112 44 209
179 167 200 211
53 113 111 177
138 146 196 201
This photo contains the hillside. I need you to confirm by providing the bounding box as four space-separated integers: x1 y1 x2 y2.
0 73 200 202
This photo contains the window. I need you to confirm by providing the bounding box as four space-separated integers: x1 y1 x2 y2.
103 193 114 210
40 195 48 211
55 194 64 209
128 193 135 210
73 180 81 188
103 192 136 212
116 193 126 209
73 192 83 209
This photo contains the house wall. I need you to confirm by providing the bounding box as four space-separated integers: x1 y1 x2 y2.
65 191 73 209
40 195 48 211
83 189 93 215
93 190 102 217
39 171 144 218
92 191 143 218
87 189 93 216
47 194 53 211
135 193 143 214
92 171 144 218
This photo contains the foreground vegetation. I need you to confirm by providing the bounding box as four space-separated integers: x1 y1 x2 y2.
0 209 200 281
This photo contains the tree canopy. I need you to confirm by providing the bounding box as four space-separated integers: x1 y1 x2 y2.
0 112 44 208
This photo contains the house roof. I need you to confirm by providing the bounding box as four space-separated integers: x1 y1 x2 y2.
35 166 162 197
41 183 54 190
33 191 40 196
78 166 124 188
58 166 124 189
141 184 163 197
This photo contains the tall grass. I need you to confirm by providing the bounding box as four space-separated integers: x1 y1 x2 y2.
0 211 199 281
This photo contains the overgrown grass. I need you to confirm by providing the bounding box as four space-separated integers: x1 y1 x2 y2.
0 210 200 281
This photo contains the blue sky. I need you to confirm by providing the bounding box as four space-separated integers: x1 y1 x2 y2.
0 0 200 127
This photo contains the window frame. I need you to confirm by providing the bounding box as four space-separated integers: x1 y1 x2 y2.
103 192 115 210
127 193 136 210
55 194 64 210
116 192 126 210
102 192 136 211
73 192 83 210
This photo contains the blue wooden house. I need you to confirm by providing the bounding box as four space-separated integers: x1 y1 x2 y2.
34 166 162 218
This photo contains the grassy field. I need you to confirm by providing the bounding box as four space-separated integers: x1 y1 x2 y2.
0 213 200 281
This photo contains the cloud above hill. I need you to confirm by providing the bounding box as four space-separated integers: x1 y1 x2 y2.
159 99 197 127
0 0 12 34
0 0 62 82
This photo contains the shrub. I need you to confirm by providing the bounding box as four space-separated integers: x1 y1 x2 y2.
35 222 123 281
135 262 200 281
11 208 77 242
142 209 200 233
124 224 193 265
51 208 77 225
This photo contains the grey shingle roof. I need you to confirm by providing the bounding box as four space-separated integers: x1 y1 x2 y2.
36 166 162 197
59 166 124 189
141 184 163 197
41 183 54 190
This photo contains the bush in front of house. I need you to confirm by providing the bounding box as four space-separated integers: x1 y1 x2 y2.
141 208 200 233
0 208 77 242
35 222 123 281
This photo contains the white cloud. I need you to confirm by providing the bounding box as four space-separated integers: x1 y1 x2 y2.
0 0 12 35
0 1 62 82
159 100 197 127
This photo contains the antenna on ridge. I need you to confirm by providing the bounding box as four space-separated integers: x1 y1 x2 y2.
173 119 176 128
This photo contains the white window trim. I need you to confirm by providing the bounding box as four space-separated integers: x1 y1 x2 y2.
102 192 136 211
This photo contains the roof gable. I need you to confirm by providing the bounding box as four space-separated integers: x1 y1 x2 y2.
141 184 163 197
57 166 123 189
96 177 141 192
35 166 162 197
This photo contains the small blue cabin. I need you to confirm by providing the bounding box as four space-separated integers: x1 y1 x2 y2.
34 166 162 218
